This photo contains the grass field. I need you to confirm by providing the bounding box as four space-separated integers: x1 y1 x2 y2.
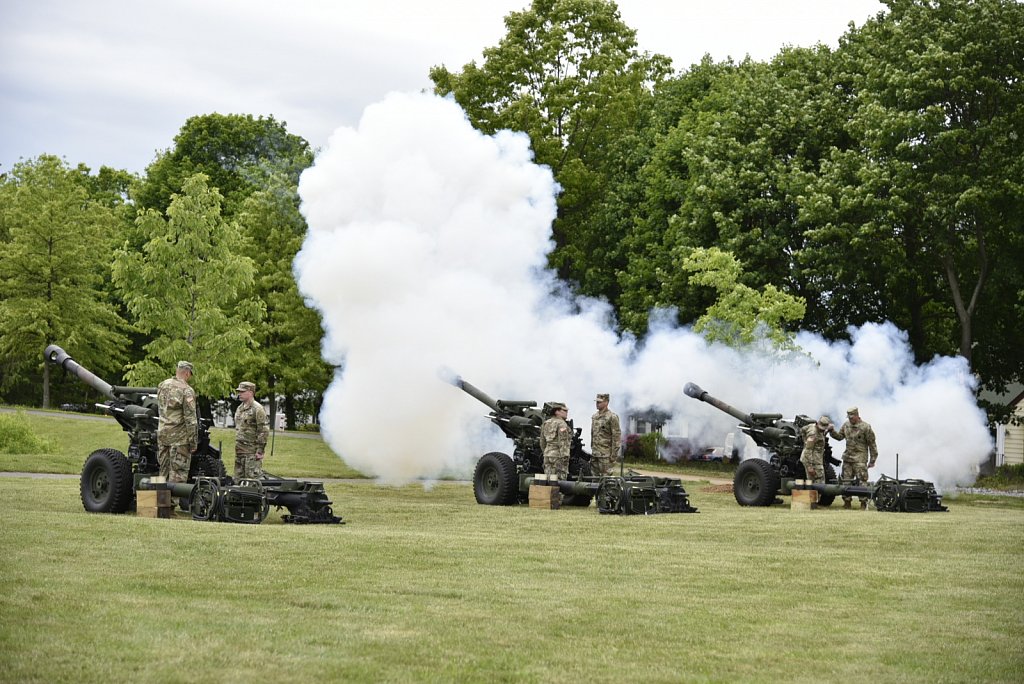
1 411 1023 682
0 410 364 479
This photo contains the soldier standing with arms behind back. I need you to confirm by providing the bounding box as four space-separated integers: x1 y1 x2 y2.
540 403 571 480
234 381 270 480
830 407 879 510
591 393 621 477
800 415 833 485
157 361 198 505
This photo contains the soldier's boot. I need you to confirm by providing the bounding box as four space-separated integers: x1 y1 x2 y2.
843 500 852 510
860 500 869 511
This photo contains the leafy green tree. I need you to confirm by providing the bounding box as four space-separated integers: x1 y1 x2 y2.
236 170 331 428
0 155 130 407
616 57 739 332
431 0 671 300
133 113 311 216
112 173 263 395
619 47 851 334
807 0 1024 385
683 247 806 352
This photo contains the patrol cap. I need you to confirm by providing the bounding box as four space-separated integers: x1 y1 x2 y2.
235 381 256 393
595 393 610 402
817 415 832 429
177 361 193 372
847 406 859 416
551 402 567 411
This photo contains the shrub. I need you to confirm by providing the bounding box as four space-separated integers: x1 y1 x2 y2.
0 412 53 454
976 463 1024 489
623 432 665 463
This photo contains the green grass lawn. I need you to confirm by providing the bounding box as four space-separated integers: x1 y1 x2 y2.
1 477 1022 683
0 410 363 479
2 410 1023 682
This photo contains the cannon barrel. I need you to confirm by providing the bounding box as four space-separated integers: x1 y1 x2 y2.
447 374 499 412
443 372 535 412
45 345 158 401
44 344 115 400
683 382 753 426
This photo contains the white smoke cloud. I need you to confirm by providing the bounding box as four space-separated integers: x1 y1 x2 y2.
295 92 992 490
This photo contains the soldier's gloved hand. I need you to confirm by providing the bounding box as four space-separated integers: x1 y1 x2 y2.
868 460 876 468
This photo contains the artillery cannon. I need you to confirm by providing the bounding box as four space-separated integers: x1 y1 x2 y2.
684 381 839 506
45 345 343 524
447 373 697 514
684 382 946 511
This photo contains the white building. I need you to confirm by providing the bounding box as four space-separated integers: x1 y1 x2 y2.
995 389 1024 467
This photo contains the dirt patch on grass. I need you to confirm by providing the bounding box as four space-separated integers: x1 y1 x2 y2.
700 483 734 494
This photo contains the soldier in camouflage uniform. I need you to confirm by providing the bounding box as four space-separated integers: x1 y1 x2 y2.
539 403 571 479
157 361 198 486
233 381 270 480
799 415 833 484
591 393 621 477
830 406 878 510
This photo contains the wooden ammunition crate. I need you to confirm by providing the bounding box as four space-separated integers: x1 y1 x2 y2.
791 486 818 511
137 489 173 519
529 484 561 510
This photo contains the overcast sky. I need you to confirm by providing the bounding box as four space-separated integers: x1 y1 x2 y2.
0 0 886 175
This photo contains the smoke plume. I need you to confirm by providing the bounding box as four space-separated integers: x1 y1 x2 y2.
295 92 991 490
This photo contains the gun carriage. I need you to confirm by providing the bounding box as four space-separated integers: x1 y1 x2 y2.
447 374 697 514
684 382 946 511
45 345 342 524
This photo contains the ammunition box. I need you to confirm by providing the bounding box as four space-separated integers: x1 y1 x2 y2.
136 489 173 518
791 487 818 510
529 484 561 509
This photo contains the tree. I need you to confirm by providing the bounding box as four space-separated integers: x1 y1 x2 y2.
683 247 806 352
133 113 312 216
112 173 263 395
618 47 852 334
810 0 1024 385
0 155 130 407
431 0 671 300
236 169 331 428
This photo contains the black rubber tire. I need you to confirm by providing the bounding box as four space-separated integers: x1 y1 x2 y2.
562 492 593 507
474 452 519 505
817 463 838 507
81 448 134 513
189 451 227 480
733 458 781 506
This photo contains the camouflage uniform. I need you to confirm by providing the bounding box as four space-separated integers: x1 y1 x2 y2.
157 362 198 484
540 403 571 479
591 393 621 477
830 407 878 506
233 381 269 480
799 416 832 484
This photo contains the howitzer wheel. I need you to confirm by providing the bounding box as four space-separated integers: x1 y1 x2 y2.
189 451 227 480
81 448 134 514
733 458 781 506
474 452 519 505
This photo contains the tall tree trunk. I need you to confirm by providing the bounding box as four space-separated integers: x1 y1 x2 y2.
284 394 296 431
943 232 990 369
267 374 277 430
